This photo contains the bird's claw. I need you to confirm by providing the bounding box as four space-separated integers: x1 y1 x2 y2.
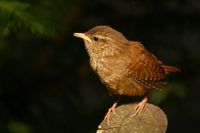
104 102 118 126
131 96 147 118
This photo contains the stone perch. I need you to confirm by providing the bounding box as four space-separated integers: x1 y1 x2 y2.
97 103 168 133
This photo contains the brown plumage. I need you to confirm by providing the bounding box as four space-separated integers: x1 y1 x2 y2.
74 25 180 124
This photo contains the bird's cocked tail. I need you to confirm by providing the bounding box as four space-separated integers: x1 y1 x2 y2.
163 65 181 74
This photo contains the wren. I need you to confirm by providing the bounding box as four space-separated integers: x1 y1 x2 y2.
74 25 180 124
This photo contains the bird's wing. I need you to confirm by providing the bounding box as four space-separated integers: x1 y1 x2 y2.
126 42 167 89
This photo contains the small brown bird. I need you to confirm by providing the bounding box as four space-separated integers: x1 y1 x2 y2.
74 25 180 124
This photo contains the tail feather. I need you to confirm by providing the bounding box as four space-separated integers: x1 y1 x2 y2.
162 65 181 74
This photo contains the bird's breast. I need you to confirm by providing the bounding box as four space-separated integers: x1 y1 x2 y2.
90 55 125 90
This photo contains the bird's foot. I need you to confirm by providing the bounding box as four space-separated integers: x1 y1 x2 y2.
104 102 118 126
132 96 147 118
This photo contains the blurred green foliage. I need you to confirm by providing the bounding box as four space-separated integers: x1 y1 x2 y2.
0 1 56 37
149 82 187 105
8 121 30 133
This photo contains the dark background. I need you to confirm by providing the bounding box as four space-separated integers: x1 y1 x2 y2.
0 0 199 133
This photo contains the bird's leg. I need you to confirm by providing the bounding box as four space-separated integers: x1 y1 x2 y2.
104 96 122 126
104 102 118 126
132 96 147 118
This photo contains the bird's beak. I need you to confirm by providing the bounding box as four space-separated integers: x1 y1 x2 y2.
73 33 92 43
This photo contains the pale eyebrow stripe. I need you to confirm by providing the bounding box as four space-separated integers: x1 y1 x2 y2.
94 35 112 41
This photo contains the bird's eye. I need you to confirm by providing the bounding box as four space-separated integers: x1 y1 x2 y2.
93 36 99 42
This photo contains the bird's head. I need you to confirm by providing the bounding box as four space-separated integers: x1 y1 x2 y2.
74 25 128 58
